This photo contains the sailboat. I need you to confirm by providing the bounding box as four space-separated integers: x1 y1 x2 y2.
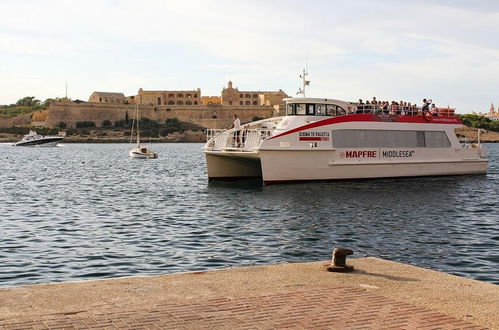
128 104 158 159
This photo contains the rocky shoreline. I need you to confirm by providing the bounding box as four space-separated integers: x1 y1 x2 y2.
0 130 206 144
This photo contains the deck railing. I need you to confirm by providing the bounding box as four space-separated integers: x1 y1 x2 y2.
206 128 275 151
355 105 455 117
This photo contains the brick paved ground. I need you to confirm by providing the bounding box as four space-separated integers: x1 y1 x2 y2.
0 286 485 330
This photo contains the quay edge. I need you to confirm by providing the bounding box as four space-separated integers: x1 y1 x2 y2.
0 257 497 329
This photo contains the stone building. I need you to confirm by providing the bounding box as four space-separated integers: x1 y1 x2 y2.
200 96 221 105
136 88 201 106
486 103 499 121
88 92 128 104
220 81 289 107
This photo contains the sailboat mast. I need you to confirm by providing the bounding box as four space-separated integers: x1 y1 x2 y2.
136 104 140 146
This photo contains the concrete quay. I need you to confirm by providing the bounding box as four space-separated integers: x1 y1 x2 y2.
0 257 498 329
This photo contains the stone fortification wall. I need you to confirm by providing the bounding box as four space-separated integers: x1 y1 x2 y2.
0 113 33 128
44 102 276 129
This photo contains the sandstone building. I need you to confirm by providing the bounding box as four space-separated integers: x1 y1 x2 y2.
88 92 128 104
200 96 221 105
41 81 289 130
221 81 288 107
136 88 201 106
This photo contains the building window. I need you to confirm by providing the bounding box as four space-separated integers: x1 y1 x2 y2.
240 94 243 98
99 97 102 102
177 93 183 98
168 93 174 98
157 97 161 105
245 101 250 105
168 101 174 105
194 94 198 98
253 94 258 98
194 101 198 105
229 101 232 105
245 94 251 98
240 101 243 105
177 101 183 105
186 101 192 105
252 101 257 105
186 94 192 98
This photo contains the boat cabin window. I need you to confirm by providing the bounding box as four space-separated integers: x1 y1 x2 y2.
326 105 346 116
296 104 306 115
332 130 451 148
316 104 326 115
286 103 346 116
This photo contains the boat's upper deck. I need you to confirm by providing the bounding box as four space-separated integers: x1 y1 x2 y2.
204 98 461 153
283 97 456 118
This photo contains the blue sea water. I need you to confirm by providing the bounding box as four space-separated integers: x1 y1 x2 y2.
0 142 497 286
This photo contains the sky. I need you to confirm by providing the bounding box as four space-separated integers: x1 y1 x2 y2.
0 0 498 113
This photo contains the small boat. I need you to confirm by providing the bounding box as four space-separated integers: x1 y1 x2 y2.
14 130 64 147
129 146 158 159
128 104 158 159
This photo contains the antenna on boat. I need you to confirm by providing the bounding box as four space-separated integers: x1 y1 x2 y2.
297 69 310 97
297 51 310 97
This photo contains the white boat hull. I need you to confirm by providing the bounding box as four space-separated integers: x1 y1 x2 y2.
129 148 158 159
258 149 488 184
14 137 63 147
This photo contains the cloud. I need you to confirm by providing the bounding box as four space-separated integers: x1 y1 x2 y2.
0 0 498 112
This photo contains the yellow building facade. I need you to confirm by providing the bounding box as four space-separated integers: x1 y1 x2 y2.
136 88 201 106
220 81 288 107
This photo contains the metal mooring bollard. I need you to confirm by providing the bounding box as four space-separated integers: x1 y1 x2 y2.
327 248 354 272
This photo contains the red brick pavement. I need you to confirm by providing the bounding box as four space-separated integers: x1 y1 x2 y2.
0 286 486 329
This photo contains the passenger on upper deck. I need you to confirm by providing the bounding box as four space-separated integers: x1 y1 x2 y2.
430 103 438 116
422 99 431 114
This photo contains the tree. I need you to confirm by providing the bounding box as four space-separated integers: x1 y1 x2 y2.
57 121 67 129
43 98 55 107
101 119 112 128
16 96 40 107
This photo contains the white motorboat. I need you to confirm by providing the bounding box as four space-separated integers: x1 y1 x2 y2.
203 75 488 185
14 130 64 147
128 104 158 159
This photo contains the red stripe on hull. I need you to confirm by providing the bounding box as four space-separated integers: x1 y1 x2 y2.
298 137 326 141
270 114 462 140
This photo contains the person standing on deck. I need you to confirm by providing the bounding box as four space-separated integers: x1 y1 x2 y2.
230 114 241 147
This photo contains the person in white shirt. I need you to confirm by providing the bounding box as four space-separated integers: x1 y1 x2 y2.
230 114 241 147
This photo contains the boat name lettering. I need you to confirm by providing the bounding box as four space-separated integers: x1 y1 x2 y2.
299 131 330 137
345 150 377 158
299 131 330 141
382 150 415 158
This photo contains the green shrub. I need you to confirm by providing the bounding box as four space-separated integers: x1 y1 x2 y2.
76 121 96 128
101 119 112 128
57 121 67 129
66 128 78 136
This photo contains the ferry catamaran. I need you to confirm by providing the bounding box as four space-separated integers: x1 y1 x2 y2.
203 74 488 185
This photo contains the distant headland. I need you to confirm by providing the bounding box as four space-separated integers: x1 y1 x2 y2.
1 81 498 142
